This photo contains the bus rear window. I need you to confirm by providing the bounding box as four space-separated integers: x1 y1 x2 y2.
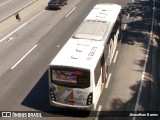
50 66 90 87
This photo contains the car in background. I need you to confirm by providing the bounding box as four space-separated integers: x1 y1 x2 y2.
48 0 68 10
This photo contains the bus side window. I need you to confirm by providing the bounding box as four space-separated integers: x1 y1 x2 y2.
110 15 120 40
94 59 101 86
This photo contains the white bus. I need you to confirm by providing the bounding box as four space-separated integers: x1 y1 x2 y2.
49 3 122 110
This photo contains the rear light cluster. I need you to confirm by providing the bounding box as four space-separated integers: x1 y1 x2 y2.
50 88 56 101
86 92 93 105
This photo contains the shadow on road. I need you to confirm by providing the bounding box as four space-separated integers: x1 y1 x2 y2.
110 0 159 116
21 70 90 117
99 0 160 119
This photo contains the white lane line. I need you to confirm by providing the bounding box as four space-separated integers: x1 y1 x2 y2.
95 105 102 120
119 34 123 44
120 13 130 43
0 23 27 43
130 0 135 10
11 44 37 69
124 24 127 30
113 51 119 63
0 10 45 43
120 0 134 43
132 0 155 119
127 14 130 19
105 73 111 88
65 7 76 17
124 13 130 30
132 0 135 3
0 0 13 7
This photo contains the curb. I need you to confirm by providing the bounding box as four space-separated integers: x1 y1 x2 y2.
0 0 48 34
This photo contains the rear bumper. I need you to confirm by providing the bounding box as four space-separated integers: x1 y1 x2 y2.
50 100 94 111
48 5 61 9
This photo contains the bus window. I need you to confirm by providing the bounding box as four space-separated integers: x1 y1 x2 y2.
94 59 101 86
110 15 121 40
50 66 90 88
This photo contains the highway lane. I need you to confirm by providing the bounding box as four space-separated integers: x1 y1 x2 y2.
0 0 96 119
0 0 81 79
0 0 155 120
0 0 38 21
0 0 14 6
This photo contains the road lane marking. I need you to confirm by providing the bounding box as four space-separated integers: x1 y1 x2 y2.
0 10 45 43
123 13 130 30
95 105 102 120
119 34 123 43
127 14 130 19
0 0 13 7
129 0 135 10
132 0 135 3
113 51 119 63
124 24 127 30
11 44 37 69
65 7 76 17
105 73 112 88
120 0 135 43
120 12 130 43
132 0 155 119
0 23 27 43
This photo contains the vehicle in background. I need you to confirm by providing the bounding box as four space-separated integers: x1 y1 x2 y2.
48 0 67 10
49 3 122 111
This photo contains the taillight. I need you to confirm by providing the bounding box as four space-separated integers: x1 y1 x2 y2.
50 88 56 101
86 92 93 105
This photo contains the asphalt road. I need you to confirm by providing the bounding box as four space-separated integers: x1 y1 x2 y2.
0 0 157 120
0 0 37 21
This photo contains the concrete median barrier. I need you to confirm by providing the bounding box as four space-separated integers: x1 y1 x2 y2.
0 0 47 34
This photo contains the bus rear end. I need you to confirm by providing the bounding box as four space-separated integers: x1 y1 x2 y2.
49 66 94 110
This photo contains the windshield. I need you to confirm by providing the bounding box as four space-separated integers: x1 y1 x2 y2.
50 0 60 3
50 66 90 88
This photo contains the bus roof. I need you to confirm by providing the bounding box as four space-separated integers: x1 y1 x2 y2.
73 3 121 41
50 3 121 69
73 20 109 41
50 38 104 69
